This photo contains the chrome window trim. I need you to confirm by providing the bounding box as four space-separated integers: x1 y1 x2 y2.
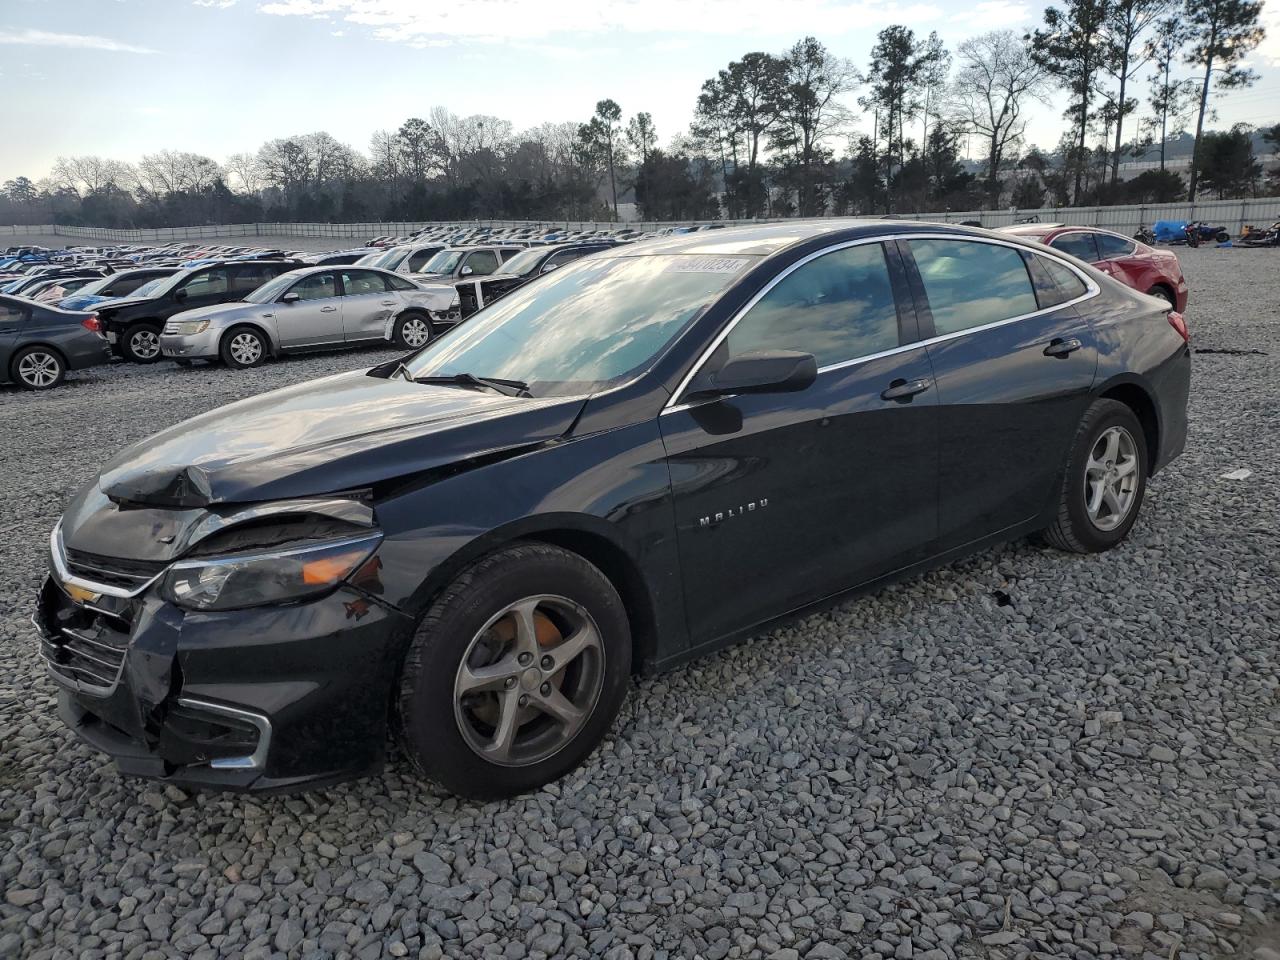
177 697 273 770
662 232 1100 414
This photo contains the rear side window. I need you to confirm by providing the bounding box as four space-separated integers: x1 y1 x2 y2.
0 301 26 323
1096 234 1135 259
1050 233 1100 263
908 239 1038 335
1023 253 1089 309
384 273 418 292
726 243 900 367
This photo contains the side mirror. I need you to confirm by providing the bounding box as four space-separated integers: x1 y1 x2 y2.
687 349 817 399
280 291 300 304
173 288 187 301
459 265 474 277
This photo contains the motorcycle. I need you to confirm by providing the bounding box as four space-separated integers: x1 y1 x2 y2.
1238 220 1280 247
1183 221 1231 246
1134 224 1156 244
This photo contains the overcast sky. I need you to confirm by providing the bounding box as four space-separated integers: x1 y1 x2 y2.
1 0 1277 181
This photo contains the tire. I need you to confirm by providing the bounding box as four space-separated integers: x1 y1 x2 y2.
1044 399 1148 554
10 346 65 390
122 322 162 364
220 326 268 369
1147 285 1176 309
1215 230 1230 244
394 311 433 350
396 541 631 800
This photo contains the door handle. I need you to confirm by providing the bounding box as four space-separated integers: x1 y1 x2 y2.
881 377 931 401
1043 337 1082 357
380 300 396 306
321 306 337 313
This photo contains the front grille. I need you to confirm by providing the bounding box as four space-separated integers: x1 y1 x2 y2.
38 586 132 694
63 548 165 592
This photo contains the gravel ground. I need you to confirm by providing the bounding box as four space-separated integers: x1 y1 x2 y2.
1 247 1277 960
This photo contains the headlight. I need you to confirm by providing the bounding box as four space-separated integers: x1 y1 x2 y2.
170 320 210 336
161 534 382 611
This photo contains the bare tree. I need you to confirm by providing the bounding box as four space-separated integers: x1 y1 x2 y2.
950 30 1050 205
224 152 264 194
49 155 134 195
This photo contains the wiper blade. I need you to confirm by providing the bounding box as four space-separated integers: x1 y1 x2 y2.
413 372 531 397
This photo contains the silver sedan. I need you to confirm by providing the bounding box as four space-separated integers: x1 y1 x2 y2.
158 266 448 368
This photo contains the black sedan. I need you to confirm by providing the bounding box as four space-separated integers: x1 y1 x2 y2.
1 295 112 390
38 221 1190 798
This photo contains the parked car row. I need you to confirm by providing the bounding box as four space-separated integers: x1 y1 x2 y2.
2 223 1187 390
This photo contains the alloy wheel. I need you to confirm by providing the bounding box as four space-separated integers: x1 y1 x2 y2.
130 329 160 360
229 332 263 365
17 351 61 388
400 316 430 348
1084 425 1139 531
453 595 605 767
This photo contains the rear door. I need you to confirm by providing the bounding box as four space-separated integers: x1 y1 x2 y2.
661 241 939 643
339 269 398 342
275 271 343 348
900 237 1099 551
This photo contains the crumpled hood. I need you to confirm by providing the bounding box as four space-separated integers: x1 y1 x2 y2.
95 369 586 509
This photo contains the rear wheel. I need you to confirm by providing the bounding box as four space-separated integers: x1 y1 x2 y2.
122 323 162 364
394 311 433 350
396 542 631 800
1215 230 1230 243
1044 399 1148 553
1147 285 1176 309
11 346 65 390
220 326 267 369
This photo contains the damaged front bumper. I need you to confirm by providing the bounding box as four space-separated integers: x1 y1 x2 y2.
37 513 414 792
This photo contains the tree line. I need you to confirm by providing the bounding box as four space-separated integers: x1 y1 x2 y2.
1 0 1273 230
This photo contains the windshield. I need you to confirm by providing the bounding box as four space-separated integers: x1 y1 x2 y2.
244 272 299 303
140 270 189 298
421 250 462 274
125 277 166 299
406 253 755 397
498 248 552 277
354 251 383 266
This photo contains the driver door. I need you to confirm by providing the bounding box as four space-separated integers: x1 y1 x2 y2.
660 241 939 644
274 272 343 348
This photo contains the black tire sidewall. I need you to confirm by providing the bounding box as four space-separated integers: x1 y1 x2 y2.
11 346 65 390
220 326 267 368
1061 401 1148 552
397 543 631 800
123 323 162 364
394 312 433 350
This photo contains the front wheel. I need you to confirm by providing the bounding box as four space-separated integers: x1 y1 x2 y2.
396 542 631 800
1044 399 1148 553
11 346 65 390
1215 230 1230 244
394 311 433 350
122 323 162 364
220 326 267 369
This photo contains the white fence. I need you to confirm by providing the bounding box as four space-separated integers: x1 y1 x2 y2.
8 195 1280 245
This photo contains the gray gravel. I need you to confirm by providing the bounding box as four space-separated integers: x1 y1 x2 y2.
2 247 1278 960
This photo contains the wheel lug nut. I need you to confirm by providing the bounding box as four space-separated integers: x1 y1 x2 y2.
504 677 516 689
540 655 554 670
540 682 552 696
518 652 533 666
518 694 529 707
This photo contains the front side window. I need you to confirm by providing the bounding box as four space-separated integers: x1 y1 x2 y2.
909 239 1039 336
289 272 338 301
406 254 755 397
179 268 229 298
726 243 900 367
1095 233 1135 259
464 251 500 276
1050 232 1100 263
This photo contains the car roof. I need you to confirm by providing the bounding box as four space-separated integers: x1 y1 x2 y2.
621 219 1012 257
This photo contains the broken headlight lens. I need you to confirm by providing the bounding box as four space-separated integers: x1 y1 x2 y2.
161 533 382 611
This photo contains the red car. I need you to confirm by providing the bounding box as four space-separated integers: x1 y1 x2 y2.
998 224 1188 313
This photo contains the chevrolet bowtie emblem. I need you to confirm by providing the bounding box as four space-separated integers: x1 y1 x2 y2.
62 582 101 605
